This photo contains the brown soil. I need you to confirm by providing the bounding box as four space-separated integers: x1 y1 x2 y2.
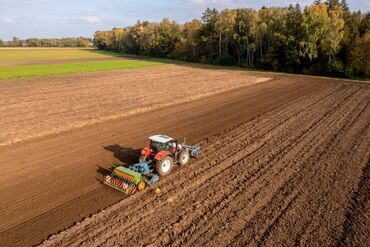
0 57 123 67
0 64 271 146
0 69 369 247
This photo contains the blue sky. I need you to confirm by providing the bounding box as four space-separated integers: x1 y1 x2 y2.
0 0 369 40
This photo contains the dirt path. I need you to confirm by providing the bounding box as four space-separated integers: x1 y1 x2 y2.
39 80 370 247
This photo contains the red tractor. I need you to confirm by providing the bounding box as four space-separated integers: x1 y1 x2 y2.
139 135 201 176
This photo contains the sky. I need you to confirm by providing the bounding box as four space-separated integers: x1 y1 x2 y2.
0 0 369 40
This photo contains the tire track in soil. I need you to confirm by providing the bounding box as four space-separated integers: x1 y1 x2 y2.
336 157 370 247
290 99 370 247
254 91 370 247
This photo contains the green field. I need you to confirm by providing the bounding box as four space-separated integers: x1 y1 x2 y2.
0 60 163 79
0 48 116 61
0 48 163 79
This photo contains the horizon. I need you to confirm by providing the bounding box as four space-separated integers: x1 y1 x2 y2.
0 0 369 41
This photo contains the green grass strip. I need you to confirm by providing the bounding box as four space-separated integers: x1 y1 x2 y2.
0 60 163 79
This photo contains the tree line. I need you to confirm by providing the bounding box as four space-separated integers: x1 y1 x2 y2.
0 37 92 47
94 0 370 79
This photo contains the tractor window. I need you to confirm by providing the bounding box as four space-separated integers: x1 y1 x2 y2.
150 141 165 152
150 141 173 152
165 142 173 151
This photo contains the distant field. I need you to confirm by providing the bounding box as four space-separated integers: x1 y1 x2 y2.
0 48 163 79
0 60 163 79
0 48 116 61
0 65 271 146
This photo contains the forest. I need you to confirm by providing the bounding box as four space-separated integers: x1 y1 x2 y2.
93 0 370 79
0 37 92 48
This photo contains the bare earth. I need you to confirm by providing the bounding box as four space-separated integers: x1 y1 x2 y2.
0 66 369 247
0 64 271 146
0 57 123 67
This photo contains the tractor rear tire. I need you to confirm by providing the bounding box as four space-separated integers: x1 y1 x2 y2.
155 156 173 176
178 149 190 165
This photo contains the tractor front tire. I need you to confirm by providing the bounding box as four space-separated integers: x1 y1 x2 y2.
155 156 173 176
178 149 190 165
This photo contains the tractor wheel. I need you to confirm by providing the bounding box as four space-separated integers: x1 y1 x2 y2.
155 156 173 176
137 181 145 191
178 149 190 165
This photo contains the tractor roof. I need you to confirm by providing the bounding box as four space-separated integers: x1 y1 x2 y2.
149 135 173 143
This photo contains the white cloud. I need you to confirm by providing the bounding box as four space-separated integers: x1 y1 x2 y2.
0 17 16 23
78 16 101 23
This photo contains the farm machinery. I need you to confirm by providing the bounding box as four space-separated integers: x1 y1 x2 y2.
104 135 201 195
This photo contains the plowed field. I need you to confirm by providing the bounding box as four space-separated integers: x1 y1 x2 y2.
38 80 370 247
0 65 369 247
0 65 270 146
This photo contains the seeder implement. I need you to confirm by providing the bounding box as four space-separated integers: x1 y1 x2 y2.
104 166 145 195
104 164 159 195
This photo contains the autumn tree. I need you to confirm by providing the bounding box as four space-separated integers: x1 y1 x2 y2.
359 12 370 35
93 31 111 49
11 37 22 47
300 4 329 61
284 4 303 71
325 0 340 9
199 8 219 62
321 5 345 63
349 32 370 77
155 18 181 57
109 28 125 52
215 9 237 57
340 0 349 12
233 8 258 65
175 19 202 61
257 7 287 68
77 38 89 47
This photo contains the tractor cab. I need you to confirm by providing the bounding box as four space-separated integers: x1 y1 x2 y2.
149 135 177 153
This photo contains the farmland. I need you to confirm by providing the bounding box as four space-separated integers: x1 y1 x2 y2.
0 48 115 61
0 48 162 78
0 63 270 146
0 49 369 247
